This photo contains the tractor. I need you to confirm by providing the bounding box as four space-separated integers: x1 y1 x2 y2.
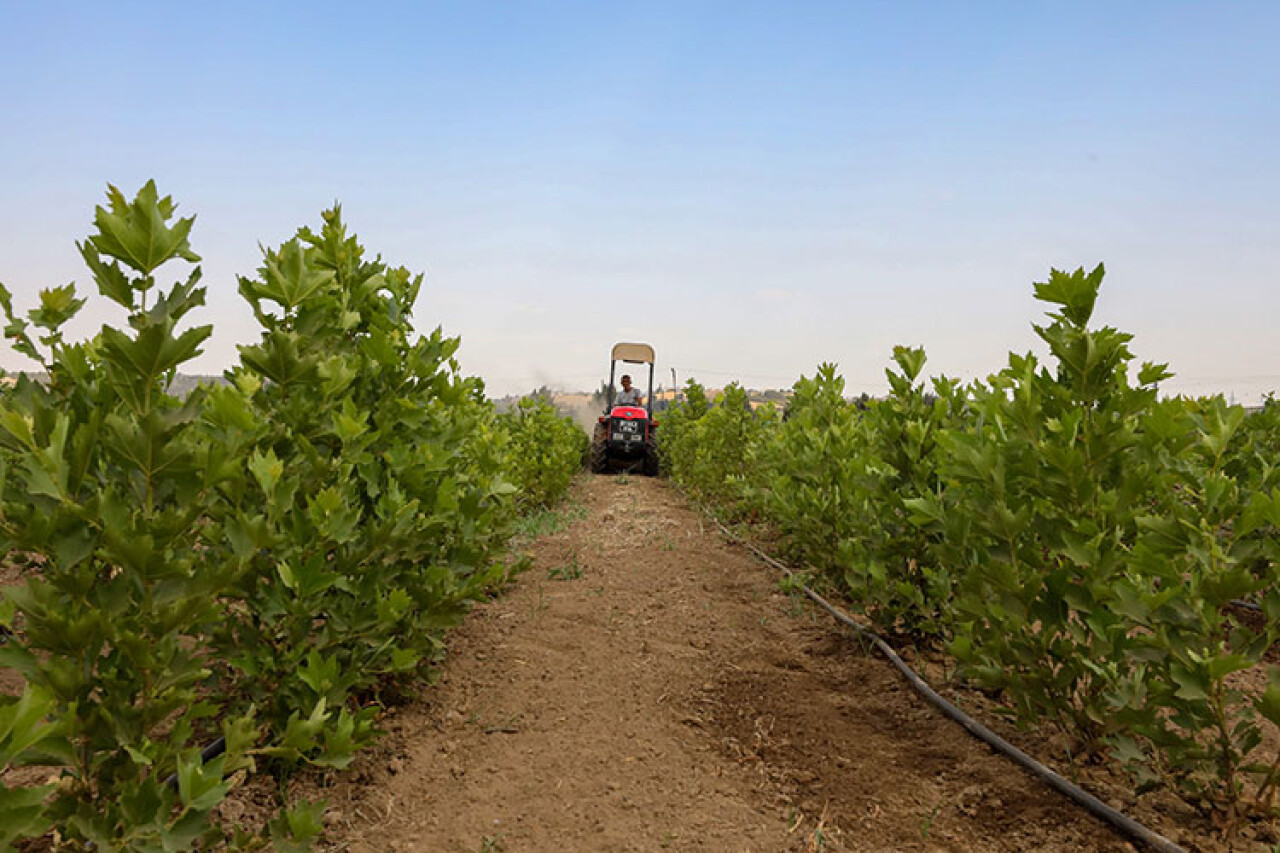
590 342 660 476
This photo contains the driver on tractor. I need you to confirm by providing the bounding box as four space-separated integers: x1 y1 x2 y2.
615 374 645 407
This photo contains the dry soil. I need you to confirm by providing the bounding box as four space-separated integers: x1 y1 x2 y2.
313 476 1149 853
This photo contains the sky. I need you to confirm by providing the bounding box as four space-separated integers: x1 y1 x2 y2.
2 1 1277 402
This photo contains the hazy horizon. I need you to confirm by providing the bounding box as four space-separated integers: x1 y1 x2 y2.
3 2 1277 403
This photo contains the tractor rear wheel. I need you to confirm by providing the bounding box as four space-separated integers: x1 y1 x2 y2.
590 424 608 473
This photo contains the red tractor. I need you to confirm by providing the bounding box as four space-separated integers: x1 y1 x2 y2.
591 342 660 476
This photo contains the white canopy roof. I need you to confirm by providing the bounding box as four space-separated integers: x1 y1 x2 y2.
611 342 654 364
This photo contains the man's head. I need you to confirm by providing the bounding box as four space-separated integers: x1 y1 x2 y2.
621 375 632 389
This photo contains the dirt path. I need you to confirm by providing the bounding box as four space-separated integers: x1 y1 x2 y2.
316 476 1136 852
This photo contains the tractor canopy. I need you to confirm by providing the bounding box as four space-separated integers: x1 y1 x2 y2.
611 342 654 365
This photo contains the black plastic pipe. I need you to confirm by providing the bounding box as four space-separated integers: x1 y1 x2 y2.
711 517 1189 853
162 736 228 790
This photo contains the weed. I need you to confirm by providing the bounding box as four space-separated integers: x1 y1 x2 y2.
512 502 581 539
804 804 837 852
920 803 942 839
778 573 807 596
486 553 532 596
547 553 583 581
772 573 813 618
527 584 549 622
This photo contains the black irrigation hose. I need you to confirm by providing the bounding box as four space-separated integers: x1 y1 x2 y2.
710 517 1188 853
81 737 228 852
162 736 228 790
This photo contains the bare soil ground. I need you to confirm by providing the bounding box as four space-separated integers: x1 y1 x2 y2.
4 476 1269 850
312 476 1150 852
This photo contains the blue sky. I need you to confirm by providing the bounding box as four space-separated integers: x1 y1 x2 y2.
2 2 1277 400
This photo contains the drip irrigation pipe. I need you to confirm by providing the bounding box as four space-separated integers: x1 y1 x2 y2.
162 736 228 790
709 517 1188 853
81 738 228 852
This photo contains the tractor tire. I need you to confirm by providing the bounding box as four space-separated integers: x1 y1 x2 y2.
590 424 608 474
643 442 660 477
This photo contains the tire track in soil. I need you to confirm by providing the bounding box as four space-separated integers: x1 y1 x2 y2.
316 476 1134 852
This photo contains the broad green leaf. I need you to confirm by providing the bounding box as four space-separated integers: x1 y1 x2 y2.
1207 653 1254 683
268 798 327 853
1032 263 1104 326
88 180 200 275
1258 670 1280 728
176 751 230 812
30 284 86 332
249 448 283 494
0 784 54 848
